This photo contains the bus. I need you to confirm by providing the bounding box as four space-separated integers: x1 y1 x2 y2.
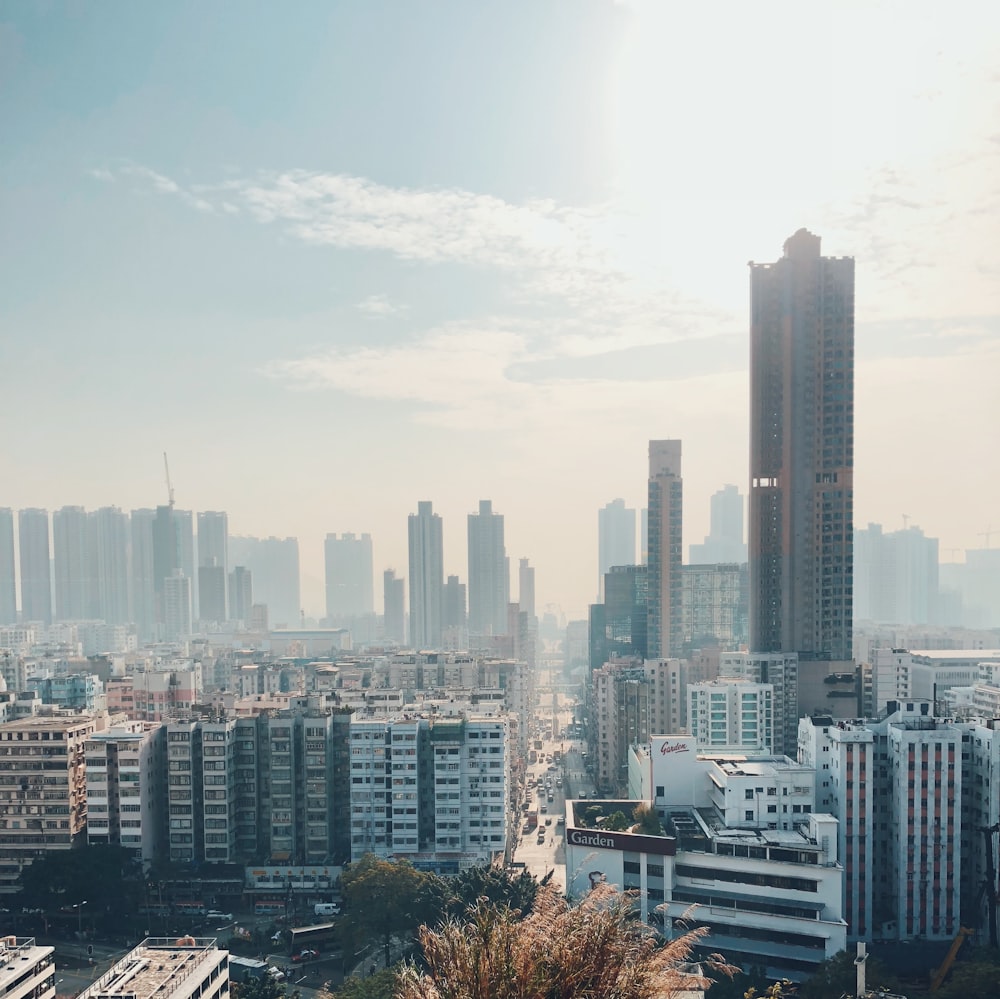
288 922 339 957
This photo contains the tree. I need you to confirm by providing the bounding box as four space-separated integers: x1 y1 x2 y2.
332 969 398 999
603 811 631 832
632 804 664 837
396 883 736 999
340 855 437 969
439 865 542 919
232 975 284 999
795 949 900 999
18 845 144 929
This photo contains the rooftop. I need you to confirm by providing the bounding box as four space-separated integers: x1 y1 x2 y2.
0 937 52 985
78 938 222 999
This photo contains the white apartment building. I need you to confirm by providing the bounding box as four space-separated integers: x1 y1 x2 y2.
688 680 773 753
719 653 799 756
870 648 913 715
0 936 55 999
570 735 845 980
76 937 228 999
85 722 165 863
349 712 510 872
799 702 962 943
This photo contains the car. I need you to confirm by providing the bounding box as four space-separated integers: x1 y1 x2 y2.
536 833 545 844
292 949 319 962
556 817 564 827
540 804 547 813
522 823 532 834
547 793 554 802
206 910 233 922
544 817 552 826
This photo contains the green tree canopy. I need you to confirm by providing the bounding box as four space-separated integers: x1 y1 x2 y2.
18 845 143 919
340 855 437 968
603 811 631 832
332 968 398 999
232 974 285 999
632 804 664 837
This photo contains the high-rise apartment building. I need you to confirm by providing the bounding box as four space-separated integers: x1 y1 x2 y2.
689 484 746 564
854 523 939 626
228 535 301 628
383 569 405 644
90 506 130 625
518 557 535 623
163 570 192 641
680 562 748 651
720 652 800 757
324 532 374 619
228 565 253 624
598 499 637 599
0 714 95 891
408 501 443 649
197 511 229 620
130 508 156 641
0 509 16 625
589 564 648 670
749 229 855 709
18 508 51 625
467 500 509 637
53 506 91 620
647 440 683 659
688 679 773 753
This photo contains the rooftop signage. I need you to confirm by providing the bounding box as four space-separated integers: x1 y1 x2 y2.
566 827 676 856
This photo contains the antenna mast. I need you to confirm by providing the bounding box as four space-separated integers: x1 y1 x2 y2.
163 452 175 509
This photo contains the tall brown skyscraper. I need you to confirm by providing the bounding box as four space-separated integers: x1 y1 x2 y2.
749 229 855 712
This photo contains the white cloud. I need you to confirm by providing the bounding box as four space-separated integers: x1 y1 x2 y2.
356 294 407 318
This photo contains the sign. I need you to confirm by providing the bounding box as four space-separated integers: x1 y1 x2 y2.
659 741 690 755
566 827 676 856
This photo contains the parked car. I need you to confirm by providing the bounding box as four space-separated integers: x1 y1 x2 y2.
292 949 319 962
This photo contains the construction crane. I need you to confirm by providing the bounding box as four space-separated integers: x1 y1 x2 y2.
163 452 175 509
929 927 974 991
901 514 910 530
978 526 995 549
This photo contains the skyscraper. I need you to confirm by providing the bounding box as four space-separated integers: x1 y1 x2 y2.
598 499 637 598
90 506 130 625
197 511 229 620
130 509 157 641
408 501 443 648
689 484 747 564
467 500 509 636
324 533 374 620
228 565 253 624
518 557 535 624
18 508 51 625
647 440 683 659
383 569 405 644
53 505 91 620
0 509 16 625
228 536 301 628
749 229 854 711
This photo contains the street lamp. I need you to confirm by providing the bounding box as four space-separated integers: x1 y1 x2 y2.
76 901 87 936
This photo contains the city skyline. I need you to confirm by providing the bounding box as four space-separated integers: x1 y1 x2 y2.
2 2 998 619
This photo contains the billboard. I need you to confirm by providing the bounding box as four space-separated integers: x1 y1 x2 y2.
566 826 676 856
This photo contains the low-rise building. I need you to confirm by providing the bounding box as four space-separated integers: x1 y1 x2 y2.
0 936 55 999
76 937 228 999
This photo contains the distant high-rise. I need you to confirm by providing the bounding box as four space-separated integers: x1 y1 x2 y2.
90 506 130 625
598 499 637 598
0 509 16 625
689 485 746 564
647 440 683 659
18 508 51 625
198 560 227 623
854 523 939 626
197 511 228 571
228 536 301 628
130 509 157 640
408 501 443 648
518 557 535 623
228 565 253 624
467 500 509 636
53 506 91 620
749 229 854 694
443 574 467 633
383 569 405 644
324 533 374 619
163 570 192 641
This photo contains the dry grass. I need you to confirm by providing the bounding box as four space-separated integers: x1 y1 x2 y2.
396 882 735 999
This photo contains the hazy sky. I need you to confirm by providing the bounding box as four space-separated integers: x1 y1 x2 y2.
2 1 998 621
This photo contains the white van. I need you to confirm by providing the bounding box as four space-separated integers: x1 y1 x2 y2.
314 902 341 917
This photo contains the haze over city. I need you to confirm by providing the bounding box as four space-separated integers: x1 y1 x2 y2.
2 1 998 619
